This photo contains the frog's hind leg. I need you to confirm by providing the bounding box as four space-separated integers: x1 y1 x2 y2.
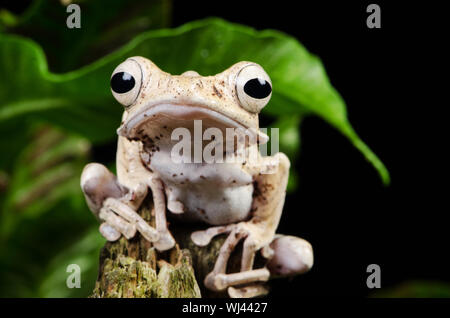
202 226 271 292
227 235 313 298
147 177 176 251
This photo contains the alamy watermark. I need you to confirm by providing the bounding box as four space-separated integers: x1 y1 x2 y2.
66 4 81 29
366 4 381 29
169 120 280 174
66 264 81 288
366 264 381 289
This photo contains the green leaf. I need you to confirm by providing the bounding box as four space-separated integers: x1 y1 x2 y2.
0 208 101 297
0 17 389 183
268 115 302 192
273 115 302 160
371 281 450 298
0 125 99 297
1 0 173 72
0 125 90 239
38 227 105 298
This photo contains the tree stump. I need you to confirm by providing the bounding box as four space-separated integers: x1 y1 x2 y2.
91 196 266 298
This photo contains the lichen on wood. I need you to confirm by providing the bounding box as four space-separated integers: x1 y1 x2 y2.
91 196 266 298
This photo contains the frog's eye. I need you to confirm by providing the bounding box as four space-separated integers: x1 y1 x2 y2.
236 64 272 113
111 59 143 107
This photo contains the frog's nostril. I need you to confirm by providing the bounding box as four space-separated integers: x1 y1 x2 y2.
111 72 136 94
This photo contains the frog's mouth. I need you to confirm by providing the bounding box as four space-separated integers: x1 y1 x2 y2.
117 103 269 144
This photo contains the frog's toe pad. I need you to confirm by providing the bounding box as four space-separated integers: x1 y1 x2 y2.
99 223 121 241
266 235 313 276
190 230 212 246
167 200 185 214
153 232 176 251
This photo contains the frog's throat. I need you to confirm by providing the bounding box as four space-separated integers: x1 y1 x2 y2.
117 103 269 144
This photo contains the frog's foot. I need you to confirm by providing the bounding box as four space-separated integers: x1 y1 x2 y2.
167 200 185 214
81 163 127 215
152 230 176 251
204 268 270 292
199 223 271 295
81 163 161 243
265 235 313 277
98 204 136 240
102 198 159 242
81 163 134 241
99 223 121 241
191 225 232 246
196 225 313 297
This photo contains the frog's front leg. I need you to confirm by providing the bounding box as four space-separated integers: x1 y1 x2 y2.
146 177 176 251
192 153 291 296
81 138 175 250
116 136 175 251
81 163 158 242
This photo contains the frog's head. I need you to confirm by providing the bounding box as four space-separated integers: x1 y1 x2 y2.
112 57 271 145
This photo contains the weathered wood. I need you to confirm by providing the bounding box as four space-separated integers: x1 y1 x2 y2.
91 196 267 298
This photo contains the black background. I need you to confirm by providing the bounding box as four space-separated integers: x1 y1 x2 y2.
1 0 447 307
170 0 447 300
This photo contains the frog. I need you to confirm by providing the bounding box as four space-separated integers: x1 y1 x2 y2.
80 57 313 298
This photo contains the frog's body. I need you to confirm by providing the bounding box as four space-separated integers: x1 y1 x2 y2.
81 57 313 298
149 147 254 225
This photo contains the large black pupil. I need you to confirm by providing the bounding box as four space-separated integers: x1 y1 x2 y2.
111 72 135 94
243 78 272 99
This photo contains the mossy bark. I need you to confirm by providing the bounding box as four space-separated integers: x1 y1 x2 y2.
91 196 264 298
